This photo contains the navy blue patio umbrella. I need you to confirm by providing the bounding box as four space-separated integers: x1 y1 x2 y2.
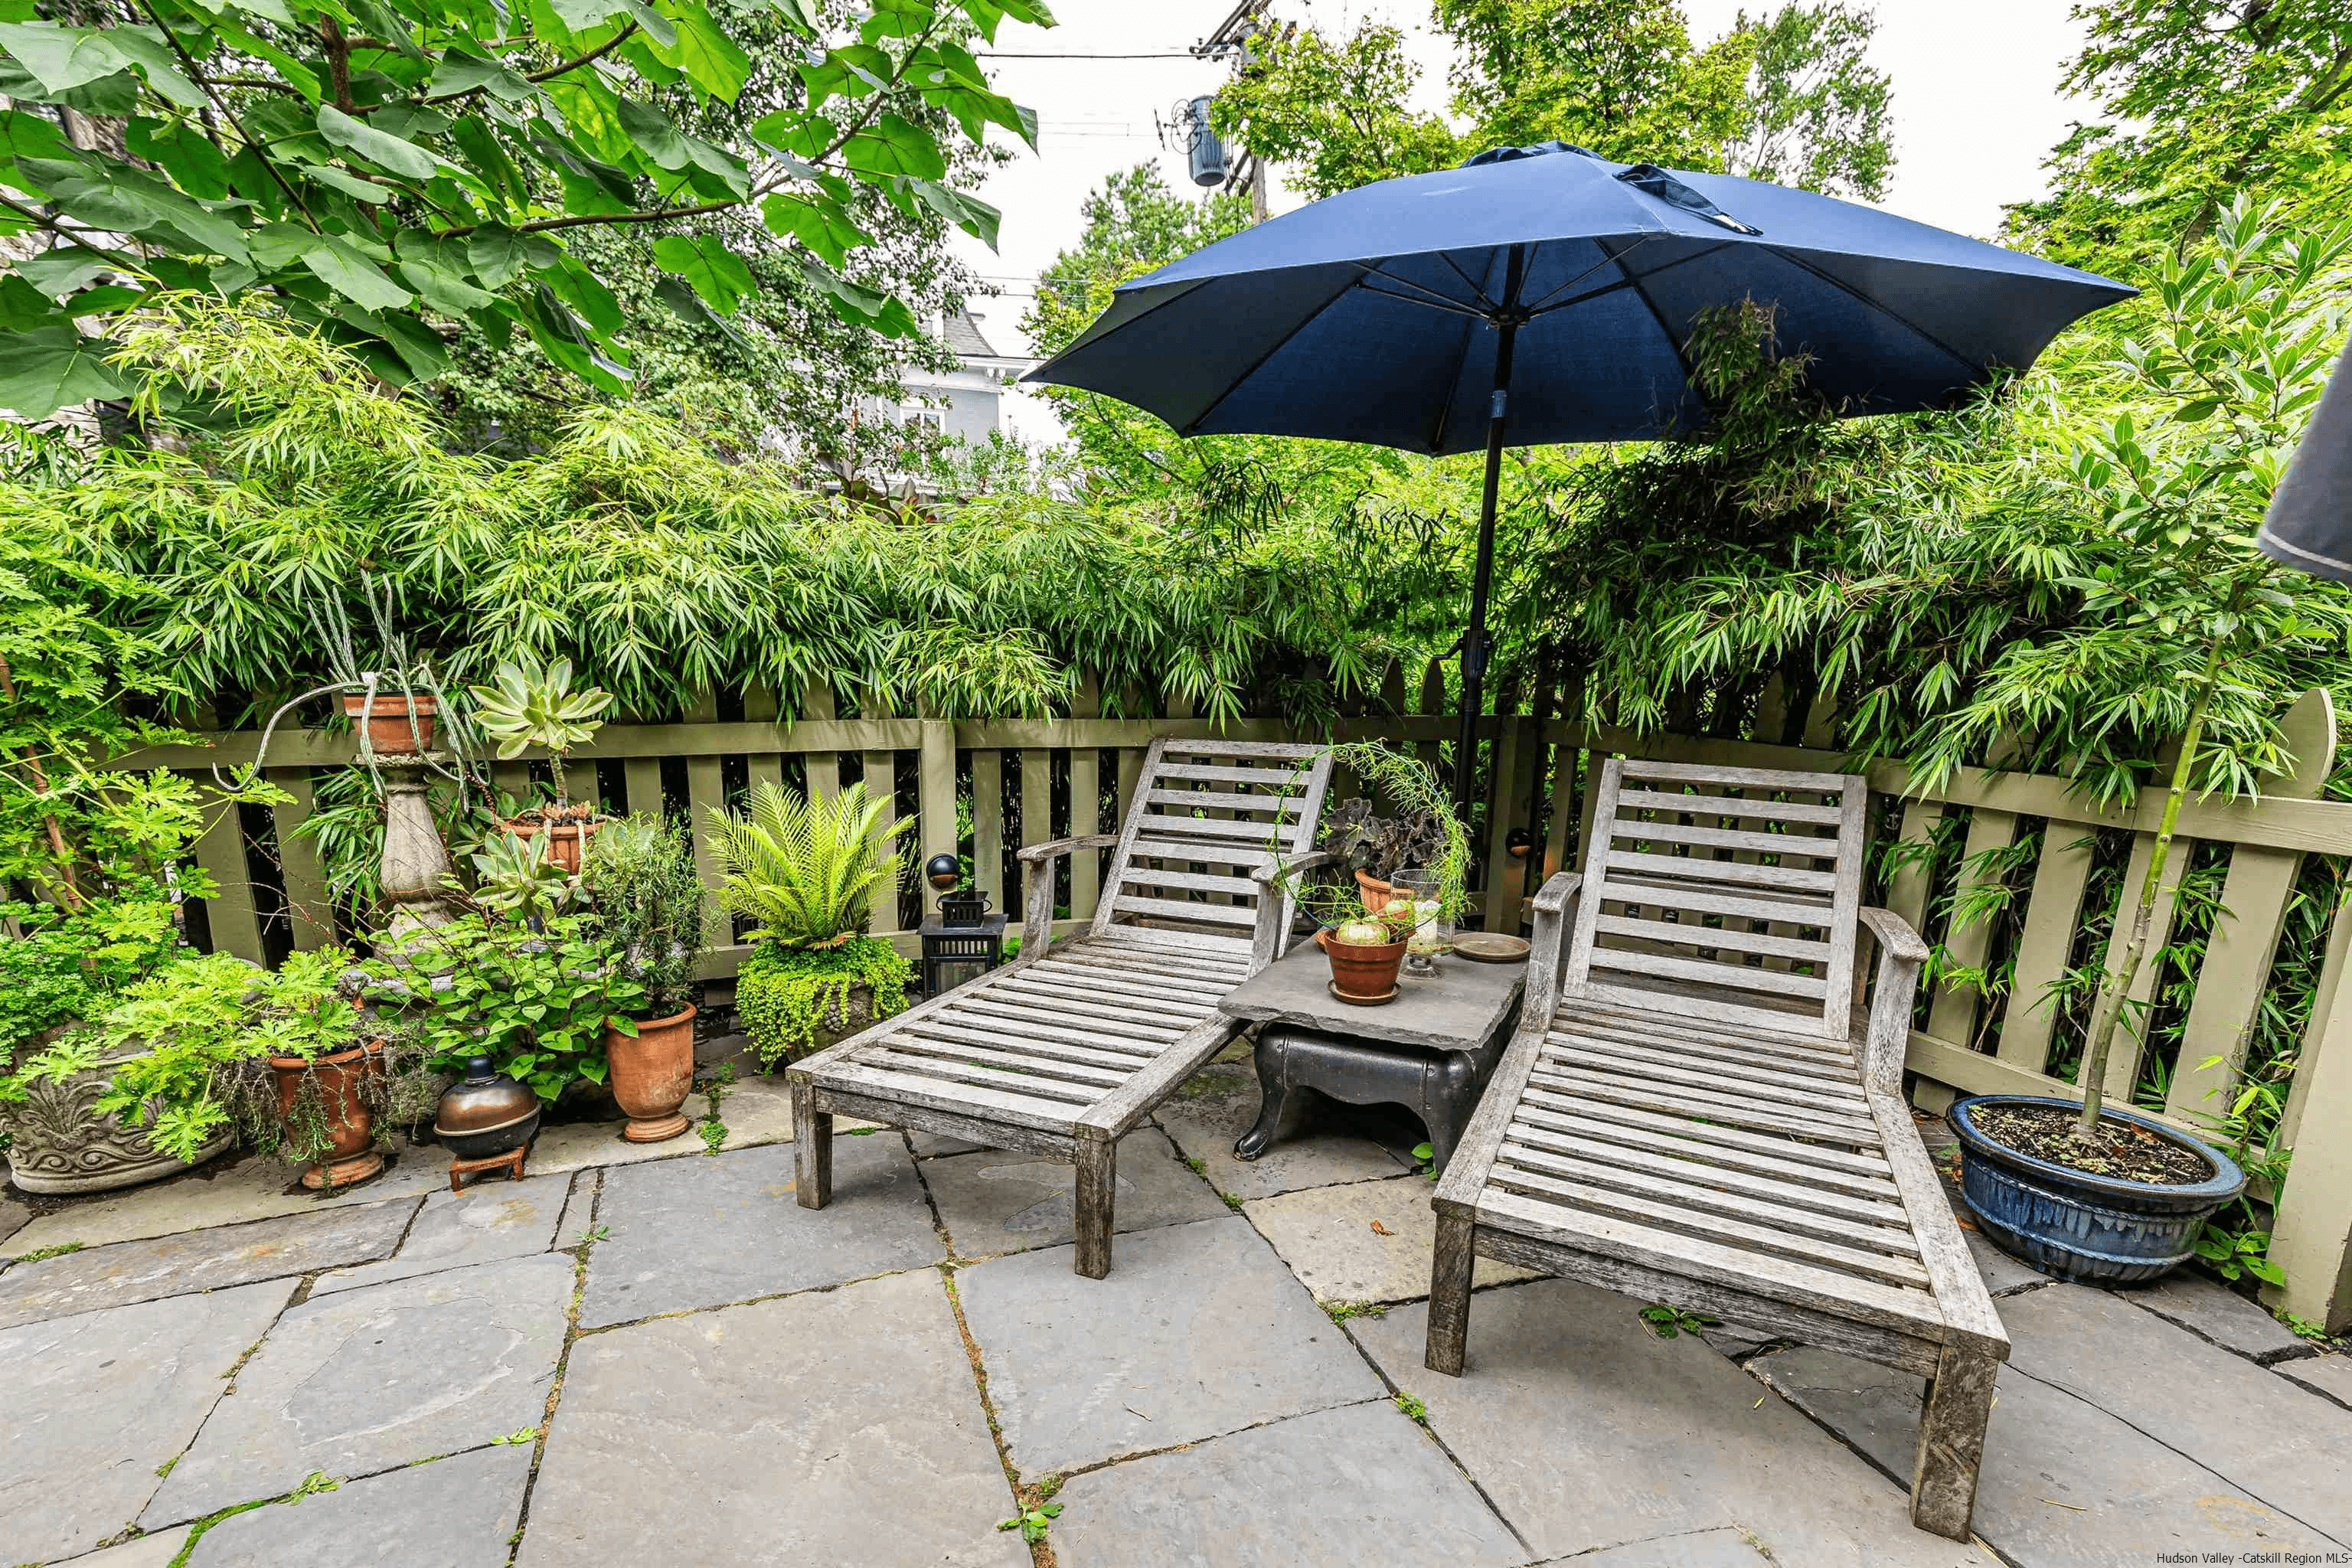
1025 142 2135 815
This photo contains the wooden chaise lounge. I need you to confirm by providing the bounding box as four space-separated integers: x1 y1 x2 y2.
788 739 1334 1277
1426 759 2008 1541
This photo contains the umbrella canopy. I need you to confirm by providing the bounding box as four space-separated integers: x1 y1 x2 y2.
1026 142 2134 817
2257 351 2352 583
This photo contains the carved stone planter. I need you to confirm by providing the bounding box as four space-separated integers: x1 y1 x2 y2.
3 1044 234 1195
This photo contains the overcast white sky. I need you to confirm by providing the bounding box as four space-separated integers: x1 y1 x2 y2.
958 1 2093 444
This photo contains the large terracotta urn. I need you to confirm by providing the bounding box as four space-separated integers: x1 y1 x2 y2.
606 1005 697 1143
271 1039 387 1191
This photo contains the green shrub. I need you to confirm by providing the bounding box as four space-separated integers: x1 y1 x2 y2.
736 939 912 1068
586 814 708 1021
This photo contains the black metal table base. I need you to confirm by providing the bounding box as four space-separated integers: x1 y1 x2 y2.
1233 1022 1508 1171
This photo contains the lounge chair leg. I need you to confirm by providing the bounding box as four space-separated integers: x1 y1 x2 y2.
1911 1343 1998 1541
1425 1207 1475 1376
1074 1135 1116 1279
791 1078 831 1210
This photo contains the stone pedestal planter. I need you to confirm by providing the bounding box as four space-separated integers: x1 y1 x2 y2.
3 1048 233 1195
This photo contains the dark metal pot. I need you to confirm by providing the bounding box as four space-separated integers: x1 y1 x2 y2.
1949 1094 2246 1285
433 1057 541 1163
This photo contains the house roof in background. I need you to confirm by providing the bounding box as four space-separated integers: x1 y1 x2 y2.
944 310 1000 359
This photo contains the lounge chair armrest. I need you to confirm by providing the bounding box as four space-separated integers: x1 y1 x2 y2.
1856 906 1929 1096
1251 850 1336 967
1021 834 1120 954
1524 871 1583 1022
1018 833 1120 864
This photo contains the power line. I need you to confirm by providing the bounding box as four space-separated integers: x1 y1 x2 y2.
978 51 1205 59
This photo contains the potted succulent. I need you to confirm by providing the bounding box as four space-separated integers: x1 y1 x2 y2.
1949 1094 2249 1284
708 780 915 1067
21 948 423 1192
469 655 615 871
584 814 710 1142
313 577 446 758
1318 795 1450 916
1270 743 1470 1006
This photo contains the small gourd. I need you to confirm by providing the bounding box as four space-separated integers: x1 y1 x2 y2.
1333 920 1390 946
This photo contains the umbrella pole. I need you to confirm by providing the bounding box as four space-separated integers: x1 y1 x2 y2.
1452 318 1519 836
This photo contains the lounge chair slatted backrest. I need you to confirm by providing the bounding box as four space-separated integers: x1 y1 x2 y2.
789 738 1334 1278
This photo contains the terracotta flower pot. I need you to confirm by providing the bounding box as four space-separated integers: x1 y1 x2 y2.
341 691 437 755
1354 868 1394 914
607 1004 697 1143
1316 928 1407 1003
503 816 601 873
270 1039 386 1191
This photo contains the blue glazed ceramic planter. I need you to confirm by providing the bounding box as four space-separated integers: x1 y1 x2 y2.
1949 1095 2246 1285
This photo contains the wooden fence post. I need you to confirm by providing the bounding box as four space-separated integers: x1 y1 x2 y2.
2170 690 2334 1123
743 683 787 800
1926 740 2022 1051
917 701 956 925
803 680 841 799
191 790 266 962
1070 675 1102 921
268 768 337 952
972 746 1004 916
860 685 901 935
681 689 728 943
2269 893 2352 1333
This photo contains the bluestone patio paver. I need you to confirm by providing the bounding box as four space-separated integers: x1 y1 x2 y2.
2120 1272 2315 1363
1 1282 290 1564
579 1135 939 1328
525 1074 797 1178
1964 1228 2055 1296
1998 1282 2352 1542
921 1126 1226 1257
953 1214 1383 1475
1754 1344 2344 1562
1048 1401 1524 1568
1347 1282 1979 1568
312 1174 565 1295
50 1527 188 1567
0 1198 419 1329
143 1253 571 1527
1151 1060 1412 1200
181 1444 531 1567
1 1155 444 1258
2278 1351 2352 1410
1242 1174 1534 1303
553 1169 596 1249
0 1194 30 1248
517 1269 1024 1568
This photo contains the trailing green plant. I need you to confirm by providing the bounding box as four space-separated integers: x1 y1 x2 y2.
584 813 708 1020
734 937 913 1067
468 655 615 812
7 947 409 1168
707 779 915 949
1270 743 1471 933
364 913 644 1103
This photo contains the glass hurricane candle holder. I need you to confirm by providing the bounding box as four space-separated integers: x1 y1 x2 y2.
1388 868 1452 976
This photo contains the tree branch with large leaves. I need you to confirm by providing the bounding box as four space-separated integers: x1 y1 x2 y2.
0 0 1050 416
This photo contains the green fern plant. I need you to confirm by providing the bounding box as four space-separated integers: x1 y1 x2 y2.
706 781 915 950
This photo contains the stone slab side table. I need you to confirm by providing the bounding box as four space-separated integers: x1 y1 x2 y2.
1215 943 1525 1171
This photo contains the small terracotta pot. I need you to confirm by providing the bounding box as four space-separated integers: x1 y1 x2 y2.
607 1004 697 1143
270 1039 386 1191
504 816 602 873
1316 928 1407 1002
342 691 437 755
1354 869 1395 915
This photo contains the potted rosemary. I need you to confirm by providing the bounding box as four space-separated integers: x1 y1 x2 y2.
584 814 710 1142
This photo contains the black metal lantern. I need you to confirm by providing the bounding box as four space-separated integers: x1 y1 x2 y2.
918 911 1006 998
938 886 991 928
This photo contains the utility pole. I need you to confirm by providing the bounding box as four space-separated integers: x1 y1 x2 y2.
1193 0 1273 221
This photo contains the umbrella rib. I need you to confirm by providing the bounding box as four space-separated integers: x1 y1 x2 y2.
1525 242 1733 319
1177 266 1377 436
1360 265 1490 317
1762 247 1984 377
1607 237 1706 430
1519 239 1658 315
1357 279 1488 319
1434 250 1502 313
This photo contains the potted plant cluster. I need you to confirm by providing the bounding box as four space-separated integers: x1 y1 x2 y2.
15 948 428 1192
584 814 710 1142
1272 743 1471 1005
709 780 915 1067
469 655 616 872
312 577 447 758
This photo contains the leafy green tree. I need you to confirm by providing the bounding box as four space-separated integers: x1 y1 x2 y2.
1214 1 1889 200
1208 21 1459 204
0 0 1049 416
2007 0 2352 279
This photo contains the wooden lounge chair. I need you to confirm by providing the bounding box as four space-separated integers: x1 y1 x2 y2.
787 739 1334 1277
1425 759 2008 1541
